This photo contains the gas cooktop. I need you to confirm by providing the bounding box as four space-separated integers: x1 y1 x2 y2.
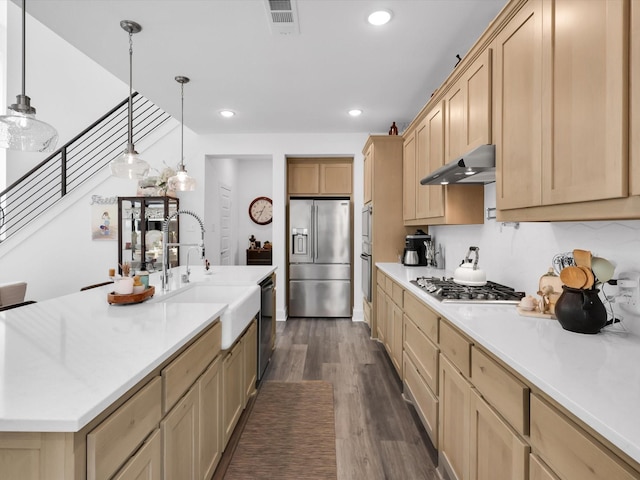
411 276 525 304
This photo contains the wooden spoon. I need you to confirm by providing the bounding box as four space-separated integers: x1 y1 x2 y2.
573 249 592 269
578 265 595 289
560 266 587 289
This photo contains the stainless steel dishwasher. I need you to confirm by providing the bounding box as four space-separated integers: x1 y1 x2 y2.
258 276 275 381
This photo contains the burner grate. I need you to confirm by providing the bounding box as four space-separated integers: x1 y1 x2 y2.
411 277 525 304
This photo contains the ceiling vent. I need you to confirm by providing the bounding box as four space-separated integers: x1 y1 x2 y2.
264 0 300 35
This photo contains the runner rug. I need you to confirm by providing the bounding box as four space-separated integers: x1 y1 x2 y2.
224 380 337 480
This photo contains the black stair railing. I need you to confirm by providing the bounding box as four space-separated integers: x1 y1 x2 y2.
0 92 171 242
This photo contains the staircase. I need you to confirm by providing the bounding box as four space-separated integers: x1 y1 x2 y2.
0 93 171 242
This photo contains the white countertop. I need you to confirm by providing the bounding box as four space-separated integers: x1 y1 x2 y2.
377 262 640 466
0 265 275 433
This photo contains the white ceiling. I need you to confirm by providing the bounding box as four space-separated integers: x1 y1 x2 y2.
21 0 507 135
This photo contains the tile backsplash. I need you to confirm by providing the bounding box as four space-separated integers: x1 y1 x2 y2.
428 184 640 334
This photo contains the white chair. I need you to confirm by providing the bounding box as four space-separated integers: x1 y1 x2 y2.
0 282 27 307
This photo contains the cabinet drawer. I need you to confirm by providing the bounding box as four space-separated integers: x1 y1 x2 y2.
162 322 221 413
87 377 162 480
530 394 639 480
404 315 439 393
403 291 438 342
391 281 403 307
385 276 393 295
112 428 161 480
403 353 438 448
377 271 386 287
439 320 472 377
529 454 560 480
471 346 529 435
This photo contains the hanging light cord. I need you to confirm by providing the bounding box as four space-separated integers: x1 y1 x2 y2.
180 81 185 168
127 29 134 147
21 0 26 99
12 0 34 114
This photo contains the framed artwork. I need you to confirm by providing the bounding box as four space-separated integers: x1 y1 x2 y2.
91 196 119 241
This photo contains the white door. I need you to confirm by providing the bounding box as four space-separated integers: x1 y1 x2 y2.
219 184 232 265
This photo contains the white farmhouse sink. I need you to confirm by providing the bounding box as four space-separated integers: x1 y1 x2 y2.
161 284 260 349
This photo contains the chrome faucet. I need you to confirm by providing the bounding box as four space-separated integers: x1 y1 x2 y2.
162 209 205 291
182 246 203 283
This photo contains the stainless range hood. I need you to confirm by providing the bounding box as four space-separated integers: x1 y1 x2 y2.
420 144 495 185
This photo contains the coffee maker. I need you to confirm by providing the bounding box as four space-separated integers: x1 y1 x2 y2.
403 230 430 266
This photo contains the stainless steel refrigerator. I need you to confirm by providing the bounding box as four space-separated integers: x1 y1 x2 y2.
289 198 351 317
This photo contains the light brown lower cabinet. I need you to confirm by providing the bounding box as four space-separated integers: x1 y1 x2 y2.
199 357 222 480
376 284 386 344
243 320 258 404
112 429 161 480
87 377 163 480
222 338 244 448
403 352 439 448
469 389 529 480
390 299 403 376
374 280 640 480
530 393 639 480
161 384 200 480
403 314 438 392
438 354 471 480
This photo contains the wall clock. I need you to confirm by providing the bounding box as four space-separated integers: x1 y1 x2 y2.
248 196 273 225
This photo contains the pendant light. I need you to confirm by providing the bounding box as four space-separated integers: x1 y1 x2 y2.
0 0 58 152
110 20 150 180
167 76 196 191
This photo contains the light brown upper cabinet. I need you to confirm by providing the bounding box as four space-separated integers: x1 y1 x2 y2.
631 0 640 196
403 129 417 221
445 48 492 162
417 106 445 220
542 0 627 205
288 158 352 195
494 0 544 210
363 144 373 204
497 0 632 220
403 100 484 226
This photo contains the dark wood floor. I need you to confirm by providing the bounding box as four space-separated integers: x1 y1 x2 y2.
261 318 440 480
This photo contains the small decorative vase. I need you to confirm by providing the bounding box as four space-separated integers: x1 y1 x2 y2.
554 285 607 334
389 122 398 135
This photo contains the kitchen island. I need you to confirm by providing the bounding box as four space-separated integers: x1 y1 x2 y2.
0 264 275 480
377 262 640 480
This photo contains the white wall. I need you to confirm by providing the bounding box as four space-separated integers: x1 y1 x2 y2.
1 1 7 189
237 157 273 263
429 183 640 333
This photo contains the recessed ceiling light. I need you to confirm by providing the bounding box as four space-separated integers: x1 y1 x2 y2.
368 10 392 26
348 109 363 117
219 110 235 118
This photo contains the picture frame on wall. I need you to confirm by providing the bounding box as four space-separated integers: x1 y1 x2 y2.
91 196 119 241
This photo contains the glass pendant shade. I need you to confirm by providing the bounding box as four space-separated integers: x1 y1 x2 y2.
0 0 58 153
0 103 58 152
167 75 196 192
110 144 149 180
110 19 150 180
168 165 196 191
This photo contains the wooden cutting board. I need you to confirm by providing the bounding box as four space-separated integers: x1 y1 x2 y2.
516 306 556 319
